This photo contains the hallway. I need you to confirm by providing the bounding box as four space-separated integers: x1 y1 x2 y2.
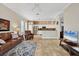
33 35 69 56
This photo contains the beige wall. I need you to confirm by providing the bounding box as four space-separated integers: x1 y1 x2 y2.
64 4 79 31
0 4 25 33
54 16 61 39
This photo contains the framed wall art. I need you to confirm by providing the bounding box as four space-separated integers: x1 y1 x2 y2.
0 18 10 31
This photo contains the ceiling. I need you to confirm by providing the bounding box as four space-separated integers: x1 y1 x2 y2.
3 3 68 20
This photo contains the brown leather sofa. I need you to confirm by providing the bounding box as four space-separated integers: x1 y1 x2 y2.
25 30 34 40
0 32 23 55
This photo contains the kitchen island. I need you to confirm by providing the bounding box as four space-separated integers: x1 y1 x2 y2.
37 28 58 39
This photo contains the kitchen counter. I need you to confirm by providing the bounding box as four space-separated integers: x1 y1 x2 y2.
38 28 56 31
37 29 58 39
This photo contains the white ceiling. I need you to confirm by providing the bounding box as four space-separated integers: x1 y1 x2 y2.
3 3 68 20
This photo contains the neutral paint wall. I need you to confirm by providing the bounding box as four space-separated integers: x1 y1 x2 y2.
0 4 25 33
54 16 61 39
64 3 79 32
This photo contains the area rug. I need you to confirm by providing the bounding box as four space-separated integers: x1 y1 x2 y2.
4 41 37 56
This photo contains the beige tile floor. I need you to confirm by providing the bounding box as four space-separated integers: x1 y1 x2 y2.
32 35 70 56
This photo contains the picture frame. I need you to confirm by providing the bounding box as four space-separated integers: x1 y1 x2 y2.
0 18 10 31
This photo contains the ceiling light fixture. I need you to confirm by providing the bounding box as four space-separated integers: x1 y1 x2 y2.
32 3 42 20
32 4 41 15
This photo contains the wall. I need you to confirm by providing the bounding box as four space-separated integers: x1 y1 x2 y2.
54 16 61 39
28 21 33 33
64 4 79 32
0 4 25 33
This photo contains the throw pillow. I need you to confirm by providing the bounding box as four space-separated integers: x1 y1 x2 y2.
11 32 18 39
0 39 6 45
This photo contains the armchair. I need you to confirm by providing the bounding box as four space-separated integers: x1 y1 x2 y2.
25 30 34 40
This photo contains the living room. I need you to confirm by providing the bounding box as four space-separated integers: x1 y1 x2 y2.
0 3 79 56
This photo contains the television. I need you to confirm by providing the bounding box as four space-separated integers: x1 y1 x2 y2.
0 18 10 31
64 30 79 46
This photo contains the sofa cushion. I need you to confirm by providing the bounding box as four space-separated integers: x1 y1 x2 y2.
11 32 18 39
0 41 12 54
0 33 12 41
